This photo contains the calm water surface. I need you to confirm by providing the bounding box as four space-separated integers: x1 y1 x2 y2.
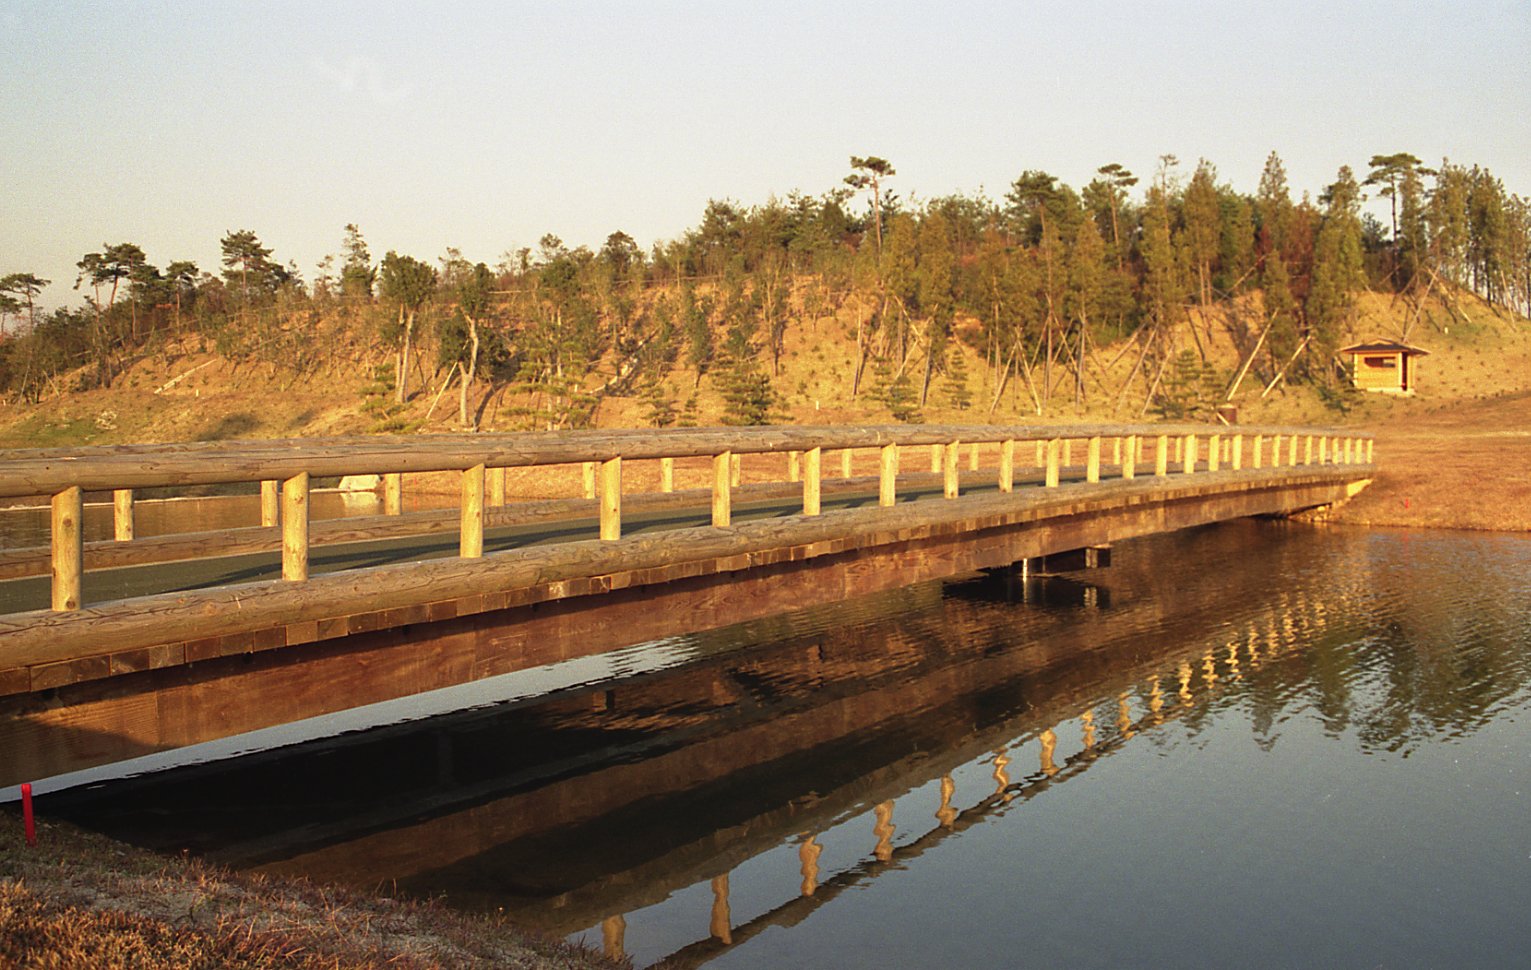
42 521 1531 968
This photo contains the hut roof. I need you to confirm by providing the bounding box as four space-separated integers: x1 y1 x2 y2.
1339 340 1430 357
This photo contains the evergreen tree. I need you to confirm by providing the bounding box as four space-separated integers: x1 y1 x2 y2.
340 224 375 299
1306 166 1367 369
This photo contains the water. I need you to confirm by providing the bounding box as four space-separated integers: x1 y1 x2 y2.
37 521 1531 968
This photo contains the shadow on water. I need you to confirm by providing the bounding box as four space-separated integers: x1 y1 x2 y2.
32 520 1531 968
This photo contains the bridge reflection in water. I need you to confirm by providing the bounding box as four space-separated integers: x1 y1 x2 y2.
42 520 1531 968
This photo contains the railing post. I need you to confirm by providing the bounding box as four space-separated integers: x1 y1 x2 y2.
488 467 507 507
1208 433 1222 472
282 472 310 580
1304 435 1314 465
459 464 485 558
1035 440 1045 465
730 452 741 487
1319 436 1329 464
1270 434 1281 468
1289 434 1299 466
384 473 403 516
1367 439 1374 463
930 443 944 474
1122 435 1137 480
879 443 898 507
944 440 961 498
1344 437 1354 464
1253 434 1265 469
788 450 801 483
261 479 280 527
999 439 1015 493
841 448 853 479
1087 436 1101 483
1046 438 1061 487
1155 434 1169 477
969 443 980 471
660 456 675 493
1112 437 1122 466
582 461 597 500
113 488 134 542
713 452 732 527
1232 434 1244 470
51 486 83 611
1183 434 1197 475
803 446 821 515
1063 438 1073 468
600 457 621 541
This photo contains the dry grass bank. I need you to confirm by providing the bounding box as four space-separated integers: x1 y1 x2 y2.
0 812 622 970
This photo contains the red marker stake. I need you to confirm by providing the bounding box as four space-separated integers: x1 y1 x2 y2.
21 783 36 846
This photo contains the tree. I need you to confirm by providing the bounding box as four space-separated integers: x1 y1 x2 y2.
1091 163 1138 269
220 230 287 304
1307 166 1368 365
1364 153 1432 287
846 155 896 251
1255 151 1294 263
0 273 49 332
378 251 437 405
339 223 376 299
163 261 199 330
454 261 495 429
1183 160 1222 305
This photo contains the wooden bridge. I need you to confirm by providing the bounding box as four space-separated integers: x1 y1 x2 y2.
0 423 1372 786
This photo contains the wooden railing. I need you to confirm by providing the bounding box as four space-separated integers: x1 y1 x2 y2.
0 423 1374 615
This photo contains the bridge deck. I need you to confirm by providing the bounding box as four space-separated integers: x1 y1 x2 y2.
0 423 1373 785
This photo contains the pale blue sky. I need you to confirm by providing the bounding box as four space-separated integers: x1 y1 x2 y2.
3 0 1528 310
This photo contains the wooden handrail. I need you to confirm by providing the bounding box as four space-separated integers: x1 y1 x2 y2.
0 422 1373 499
2 422 1376 616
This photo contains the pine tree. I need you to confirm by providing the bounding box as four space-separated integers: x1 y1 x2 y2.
1306 166 1367 366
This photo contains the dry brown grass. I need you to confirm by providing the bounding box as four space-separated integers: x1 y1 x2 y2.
0 812 623 970
1332 389 1531 532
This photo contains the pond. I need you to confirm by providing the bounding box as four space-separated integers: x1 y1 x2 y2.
37 520 1531 968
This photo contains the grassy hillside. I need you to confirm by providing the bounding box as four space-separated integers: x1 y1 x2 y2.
3 284 1527 452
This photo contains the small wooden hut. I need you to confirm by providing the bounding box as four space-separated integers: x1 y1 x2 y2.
1340 340 1430 395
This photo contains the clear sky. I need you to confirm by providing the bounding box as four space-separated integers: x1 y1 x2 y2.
3 0 1528 310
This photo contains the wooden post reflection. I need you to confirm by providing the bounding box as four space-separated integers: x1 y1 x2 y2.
1179 661 1194 704
602 915 626 960
710 873 732 945
873 801 896 862
991 749 1011 797
1080 709 1097 749
1148 675 1164 720
935 775 958 828
1117 693 1135 740
799 835 823 896
1039 729 1059 776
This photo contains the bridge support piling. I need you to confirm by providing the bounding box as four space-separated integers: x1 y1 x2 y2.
459 465 484 558
600 458 622 540
383 473 402 516
260 480 279 527
282 473 310 579
112 489 134 542
879 444 898 507
803 447 821 515
50 486 83 611
712 453 732 527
